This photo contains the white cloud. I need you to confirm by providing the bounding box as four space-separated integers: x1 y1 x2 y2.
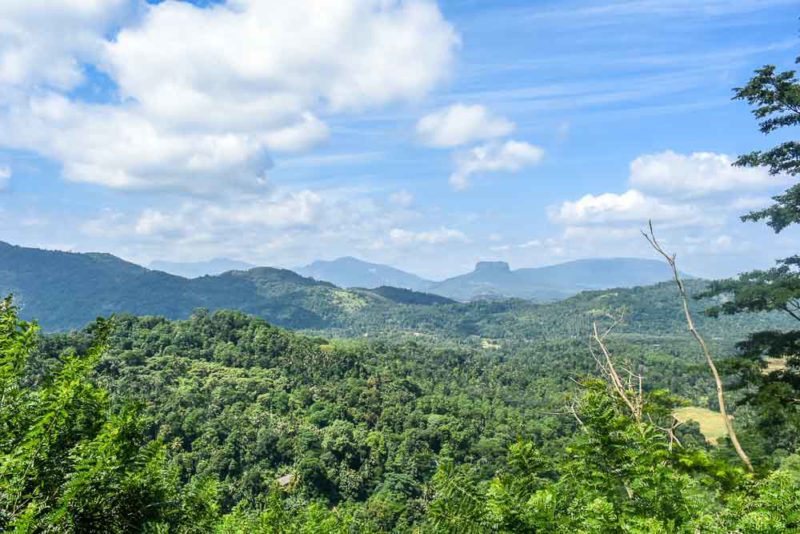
0 166 10 189
729 195 773 211
0 0 459 192
106 0 458 117
79 185 431 267
416 104 514 147
519 239 542 248
714 234 732 249
0 0 129 95
131 190 324 238
450 140 544 190
541 149 792 276
388 227 468 245
549 150 785 233
489 238 541 252
134 209 190 239
2 95 274 192
629 151 780 196
262 112 330 153
389 190 414 207
549 189 700 225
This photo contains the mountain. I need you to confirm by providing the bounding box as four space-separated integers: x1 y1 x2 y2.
0 241 693 330
428 258 681 301
0 241 450 331
149 257 256 278
297 256 433 291
1 240 790 347
297 256 684 302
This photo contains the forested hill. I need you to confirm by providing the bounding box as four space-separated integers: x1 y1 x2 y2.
18 300 798 531
0 241 790 338
296 256 681 301
0 241 455 331
149 257 256 278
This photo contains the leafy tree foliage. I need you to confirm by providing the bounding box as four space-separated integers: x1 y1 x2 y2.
427 379 800 533
734 55 800 230
698 47 800 468
4 269 800 532
0 297 217 532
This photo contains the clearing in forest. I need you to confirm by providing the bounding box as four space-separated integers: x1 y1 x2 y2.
673 406 728 444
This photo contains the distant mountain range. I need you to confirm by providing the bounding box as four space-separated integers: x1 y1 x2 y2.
297 256 680 301
0 241 454 331
0 240 682 330
297 257 433 291
428 258 682 301
149 258 256 278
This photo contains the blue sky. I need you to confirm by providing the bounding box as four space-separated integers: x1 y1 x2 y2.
0 0 798 279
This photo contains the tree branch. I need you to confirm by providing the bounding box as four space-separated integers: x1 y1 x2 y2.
642 221 754 473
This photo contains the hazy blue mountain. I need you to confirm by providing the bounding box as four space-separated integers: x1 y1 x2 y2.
298 256 434 291
517 258 683 291
0 241 449 331
150 257 256 278
298 256 682 302
428 258 681 301
0 240 691 330
428 261 537 302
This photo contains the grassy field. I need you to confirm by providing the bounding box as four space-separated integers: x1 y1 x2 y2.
764 357 787 374
674 406 728 444
481 338 502 349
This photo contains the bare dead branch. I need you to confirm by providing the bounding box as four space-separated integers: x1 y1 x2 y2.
649 414 684 451
642 221 753 473
568 402 585 428
592 320 642 421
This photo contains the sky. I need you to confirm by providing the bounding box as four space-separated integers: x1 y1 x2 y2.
0 0 798 280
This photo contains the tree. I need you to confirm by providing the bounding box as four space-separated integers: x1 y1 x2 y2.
734 56 800 231
699 48 800 465
0 296 218 532
426 378 747 532
644 223 753 472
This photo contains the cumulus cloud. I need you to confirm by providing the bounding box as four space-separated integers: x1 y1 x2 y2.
0 0 129 95
416 104 514 147
106 0 458 117
2 95 275 192
388 227 468 245
629 151 780 196
0 166 10 189
80 185 428 266
261 113 330 153
130 190 324 239
450 140 545 190
549 150 782 232
0 0 459 192
540 150 789 273
549 189 701 226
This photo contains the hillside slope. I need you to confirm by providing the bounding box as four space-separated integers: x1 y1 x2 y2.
1 242 759 339
149 258 256 278
0 242 450 331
